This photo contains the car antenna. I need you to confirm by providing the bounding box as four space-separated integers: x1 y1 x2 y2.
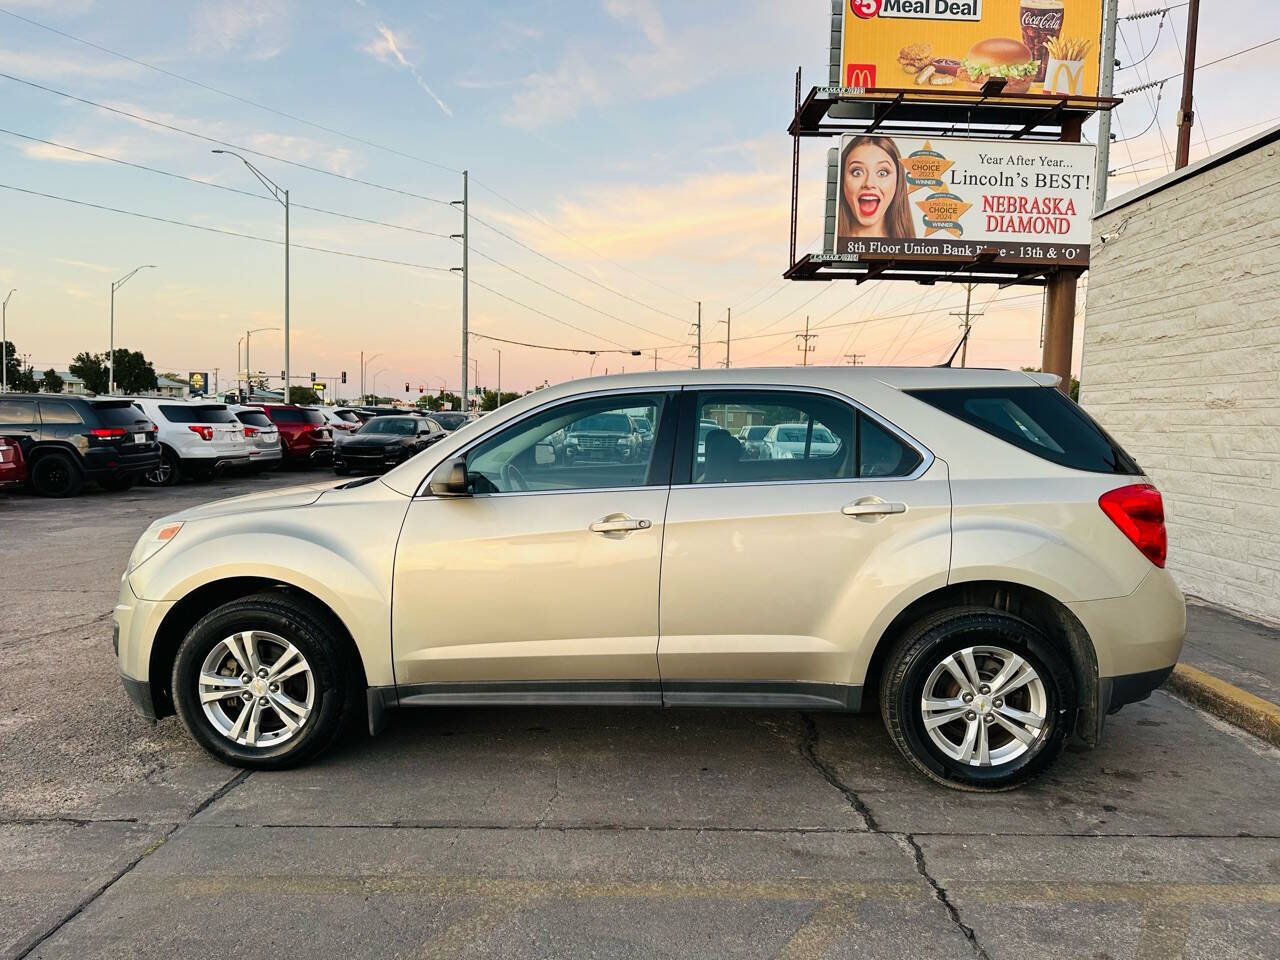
937 324 974 368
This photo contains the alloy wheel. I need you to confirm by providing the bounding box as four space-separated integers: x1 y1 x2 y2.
198 631 315 748
919 645 1047 767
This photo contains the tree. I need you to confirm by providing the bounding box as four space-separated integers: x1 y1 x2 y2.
478 389 521 411
11 364 38 392
40 369 64 393
1 340 19 387
288 386 321 405
69 352 109 394
111 348 158 395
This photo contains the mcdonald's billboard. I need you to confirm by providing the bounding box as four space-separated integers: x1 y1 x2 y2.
836 0 1103 97
824 133 1095 267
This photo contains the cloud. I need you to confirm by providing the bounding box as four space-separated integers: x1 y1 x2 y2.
54 258 114 274
362 22 453 117
0 47 140 79
603 0 666 45
190 1 287 60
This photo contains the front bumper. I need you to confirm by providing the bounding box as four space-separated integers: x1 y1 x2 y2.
114 575 174 719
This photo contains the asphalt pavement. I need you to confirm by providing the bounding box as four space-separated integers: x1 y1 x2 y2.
2 471 1278 960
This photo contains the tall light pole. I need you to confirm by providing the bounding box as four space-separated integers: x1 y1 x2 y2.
361 351 383 402
243 326 279 399
450 170 469 408
213 149 290 400
2 288 14 393
371 368 390 400
493 348 502 406
109 265 156 394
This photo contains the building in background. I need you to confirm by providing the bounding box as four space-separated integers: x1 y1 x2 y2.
1081 125 1280 623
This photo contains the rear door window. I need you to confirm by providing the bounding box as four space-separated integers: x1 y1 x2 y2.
908 386 1141 475
38 400 83 424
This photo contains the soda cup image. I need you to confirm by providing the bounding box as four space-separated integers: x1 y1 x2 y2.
1020 0 1065 84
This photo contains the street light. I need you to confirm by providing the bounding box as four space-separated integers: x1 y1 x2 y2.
2 288 14 393
110 265 156 394
361 352 383 402
493 348 502 407
241 327 279 399
371 367 390 399
213 149 290 401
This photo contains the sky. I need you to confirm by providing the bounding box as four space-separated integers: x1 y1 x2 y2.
1 0 1277 397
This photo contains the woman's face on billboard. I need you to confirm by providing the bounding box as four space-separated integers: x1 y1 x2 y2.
844 143 898 230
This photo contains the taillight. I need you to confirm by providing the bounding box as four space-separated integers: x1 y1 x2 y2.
188 425 215 441
243 425 259 438
1099 484 1167 568
90 427 127 439
0 443 12 463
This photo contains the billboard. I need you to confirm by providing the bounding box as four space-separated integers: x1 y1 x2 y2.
826 134 1095 266
188 371 209 396
838 0 1103 97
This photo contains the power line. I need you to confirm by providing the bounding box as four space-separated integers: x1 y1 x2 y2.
0 72 457 208
0 5 462 177
0 182 458 273
469 330 689 365
1118 35 1280 92
0 127 459 241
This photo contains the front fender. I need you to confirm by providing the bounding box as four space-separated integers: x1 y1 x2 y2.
128 485 410 686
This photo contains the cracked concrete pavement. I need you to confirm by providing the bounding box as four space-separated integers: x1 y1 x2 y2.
2 471 1279 959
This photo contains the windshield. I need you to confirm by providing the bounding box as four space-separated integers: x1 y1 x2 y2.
157 404 238 424
91 402 150 426
430 412 468 430
744 426 769 440
269 407 327 424
235 411 273 428
332 410 361 422
359 418 416 435
572 413 630 433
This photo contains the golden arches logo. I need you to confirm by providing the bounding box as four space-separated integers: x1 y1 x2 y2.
1046 60 1085 96
845 63 876 88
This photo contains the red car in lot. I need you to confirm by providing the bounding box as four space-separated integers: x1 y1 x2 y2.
257 404 333 466
0 437 26 489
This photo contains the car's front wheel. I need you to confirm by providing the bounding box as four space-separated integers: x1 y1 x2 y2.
880 607 1075 792
171 593 356 769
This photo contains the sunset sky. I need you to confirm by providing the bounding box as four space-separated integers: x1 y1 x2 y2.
1 0 1276 396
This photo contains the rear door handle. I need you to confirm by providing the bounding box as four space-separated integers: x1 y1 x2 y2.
841 498 907 518
589 515 652 534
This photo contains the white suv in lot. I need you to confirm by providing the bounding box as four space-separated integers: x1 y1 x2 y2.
114 367 1184 790
130 398 251 486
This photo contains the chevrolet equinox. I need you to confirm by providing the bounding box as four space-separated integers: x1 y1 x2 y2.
115 367 1185 791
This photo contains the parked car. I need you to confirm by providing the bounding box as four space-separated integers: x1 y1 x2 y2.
762 422 841 460
333 415 445 475
228 405 283 473
0 436 26 489
425 411 475 432
0 393 159 496
736 424 771 460
129 398 250 486
258 404 333 466
563 411 643 464
115 367 1184 791
319 407 362 436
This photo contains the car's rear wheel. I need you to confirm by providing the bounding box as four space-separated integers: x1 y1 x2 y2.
30 452 83 497
880 607 1075 792
144 448 180 486
171 594 355 769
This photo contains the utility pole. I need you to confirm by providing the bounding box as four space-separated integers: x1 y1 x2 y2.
652 348 658 371
451 172 470 407
494 348 501 406
109 264 156 394
691 301 702 369
949 284 984 368
1175 0 1201 169
796 316 817 366
843 354 865 365
2 288 13 393
725 307 731 368
359 350 363 401
1094 0 1120 212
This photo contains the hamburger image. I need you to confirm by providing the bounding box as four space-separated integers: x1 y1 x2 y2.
962 37 1039 93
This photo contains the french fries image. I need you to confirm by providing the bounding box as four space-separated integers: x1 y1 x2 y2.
1045 36 1091 63
1043 37 1091 95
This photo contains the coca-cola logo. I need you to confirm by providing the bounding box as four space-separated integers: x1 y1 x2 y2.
1021 11 1064 28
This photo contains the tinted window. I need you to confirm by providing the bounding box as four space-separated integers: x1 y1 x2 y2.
91 402 148 426
269 407 327 424
466 394 667 494
692 393 854 484
235 411 273 427
38 400 83 424
158 404 238 424
360 418 416 435
0 399 36 424
908 386 1141 475
333 410 361 423
859 415 923 478
430 412 468 430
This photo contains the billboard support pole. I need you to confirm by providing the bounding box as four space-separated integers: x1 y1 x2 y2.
790 67 801 268
1042 116 1084 392
1094 0 1120 213
1175 0 1201 169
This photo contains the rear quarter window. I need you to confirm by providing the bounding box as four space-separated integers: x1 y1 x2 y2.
907 386 1141 475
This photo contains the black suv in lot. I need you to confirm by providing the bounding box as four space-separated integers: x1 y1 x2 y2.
0 394 160 496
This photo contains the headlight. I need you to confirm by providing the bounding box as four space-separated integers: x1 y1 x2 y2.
127 520 184 572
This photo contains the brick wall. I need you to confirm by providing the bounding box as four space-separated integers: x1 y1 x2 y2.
1081 138 1280 623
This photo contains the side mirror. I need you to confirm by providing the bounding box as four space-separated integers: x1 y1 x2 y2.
428 456 470 497
534 441 556 466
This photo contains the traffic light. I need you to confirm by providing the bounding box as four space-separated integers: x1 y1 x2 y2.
418 384 424 394
340 371 347 384
310 371 316 381
404 381 410 393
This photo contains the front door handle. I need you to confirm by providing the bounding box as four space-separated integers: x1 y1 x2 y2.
841 497 907 518
589 515 652 534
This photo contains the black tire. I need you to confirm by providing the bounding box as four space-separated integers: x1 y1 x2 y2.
880 607 1076 792
171 593 358 770
30 451 83 497
98 472 137 492
144 448 181 487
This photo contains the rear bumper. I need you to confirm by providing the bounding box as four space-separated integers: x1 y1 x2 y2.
1099 665 1175 716
83 446 161 477
1067 567 1187 680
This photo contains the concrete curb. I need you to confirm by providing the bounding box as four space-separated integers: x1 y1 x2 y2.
1166 663 1280 747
